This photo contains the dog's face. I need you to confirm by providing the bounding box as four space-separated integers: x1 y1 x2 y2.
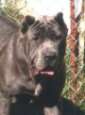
21 13 68 102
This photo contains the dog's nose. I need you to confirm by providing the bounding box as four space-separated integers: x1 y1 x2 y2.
42 47 56 56
42 47 57 64
44 51 56 62
45 54 56 60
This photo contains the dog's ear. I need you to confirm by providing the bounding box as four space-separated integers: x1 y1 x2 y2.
21 15 35 33
54 12 64 25
54 12 68 37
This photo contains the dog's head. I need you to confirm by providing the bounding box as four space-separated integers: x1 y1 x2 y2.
21 13 68 103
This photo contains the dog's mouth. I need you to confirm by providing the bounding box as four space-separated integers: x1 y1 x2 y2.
39 69 54 76
33 67 55 78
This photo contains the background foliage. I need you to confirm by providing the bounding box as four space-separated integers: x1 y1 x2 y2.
63 46 85 110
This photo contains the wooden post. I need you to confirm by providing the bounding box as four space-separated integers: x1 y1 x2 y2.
69 0 78 80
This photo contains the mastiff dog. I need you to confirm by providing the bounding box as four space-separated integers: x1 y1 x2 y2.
0 13 68 115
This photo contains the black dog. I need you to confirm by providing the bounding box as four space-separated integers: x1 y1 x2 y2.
0 13 68 115
10 14 84 115
10 94 85 115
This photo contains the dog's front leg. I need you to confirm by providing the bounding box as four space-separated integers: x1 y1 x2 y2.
0 93 10 115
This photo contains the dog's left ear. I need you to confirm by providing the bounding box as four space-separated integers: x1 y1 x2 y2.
54 12 68 37
54 13 64 25
21 15 35 33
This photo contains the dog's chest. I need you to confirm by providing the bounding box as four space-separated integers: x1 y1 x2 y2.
44 106 61 115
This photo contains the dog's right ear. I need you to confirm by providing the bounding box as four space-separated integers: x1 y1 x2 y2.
21 15 35 33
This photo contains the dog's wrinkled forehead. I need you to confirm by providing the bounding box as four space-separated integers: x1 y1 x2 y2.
21 13 68 39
